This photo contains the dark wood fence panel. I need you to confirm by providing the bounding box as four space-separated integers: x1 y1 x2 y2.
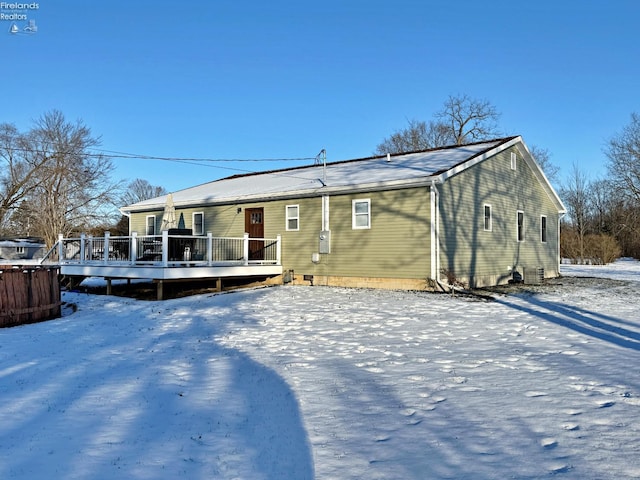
0 266 61 327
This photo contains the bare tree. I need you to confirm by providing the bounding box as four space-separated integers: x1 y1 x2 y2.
375 94 502 155
561 163 592 263
4 110 122 246
605 112 640 202
121 178 167 206
375 119 454 155
0 123 52 231
528 145 560 186
435 94 502 145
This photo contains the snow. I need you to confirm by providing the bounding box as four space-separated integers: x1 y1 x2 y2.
128 140 506 209
2 259 640 479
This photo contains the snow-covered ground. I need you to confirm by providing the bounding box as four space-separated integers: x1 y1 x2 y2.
2 260 640 479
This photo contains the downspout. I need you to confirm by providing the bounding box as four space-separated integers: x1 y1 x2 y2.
120 208 132 235
558 212 566 275
430 179 441 284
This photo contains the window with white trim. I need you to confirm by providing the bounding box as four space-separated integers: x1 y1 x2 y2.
511 152 517 170
146 215 156 235
517 210 525 242
483 204 492 231
286 205 299 231
540 215 547 243
352 199 371 229
16 246 25 255
193 212 204 235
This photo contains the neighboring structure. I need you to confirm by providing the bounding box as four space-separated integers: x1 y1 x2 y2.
121 136 566 290
0 237 46 262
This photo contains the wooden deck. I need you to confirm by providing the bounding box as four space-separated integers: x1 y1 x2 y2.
42 232 283 299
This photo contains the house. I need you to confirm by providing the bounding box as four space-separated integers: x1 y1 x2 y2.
120 136 566 290
0 237 46 262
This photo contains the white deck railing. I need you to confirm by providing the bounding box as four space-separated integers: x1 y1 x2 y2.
42 232 281 267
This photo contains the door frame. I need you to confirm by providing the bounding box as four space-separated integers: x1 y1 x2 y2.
245 207 265 260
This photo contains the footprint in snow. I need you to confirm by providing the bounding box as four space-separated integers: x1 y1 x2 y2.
563 408 583 416
540 437 558 449
597 400 616 409
562 422 580 431
548 463 572 474
525 391 548 398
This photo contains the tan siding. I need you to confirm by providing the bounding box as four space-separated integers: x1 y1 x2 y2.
312 188 431 279
131 189 432 280
439 146 560 286
130 211 163 235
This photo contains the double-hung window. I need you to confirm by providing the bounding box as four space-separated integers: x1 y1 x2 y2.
146 215 156 235
483 204 492 231
352 199 371 229
286 205 299 231
517 210 525 242
193 212 204 235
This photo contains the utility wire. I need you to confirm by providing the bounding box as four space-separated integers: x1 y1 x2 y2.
2 143 325 177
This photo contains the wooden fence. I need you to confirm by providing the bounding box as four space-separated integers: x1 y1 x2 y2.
0 266 61 328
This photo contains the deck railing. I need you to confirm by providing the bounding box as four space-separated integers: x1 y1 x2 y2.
41 232 281 267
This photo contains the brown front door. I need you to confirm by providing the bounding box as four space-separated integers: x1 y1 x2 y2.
245 208 264 260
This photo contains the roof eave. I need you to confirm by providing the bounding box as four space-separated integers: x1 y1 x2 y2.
121 176 439 212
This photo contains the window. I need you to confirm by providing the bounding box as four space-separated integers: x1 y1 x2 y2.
352 199 371 229
286 205 299 231
483 204 492 231
540 215 547 243
511 152 517 170
16 246 25 255
193 212 204 235
146 215 156 235
517 210 524 242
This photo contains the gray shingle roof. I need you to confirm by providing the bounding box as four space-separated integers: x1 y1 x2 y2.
123 137 522 211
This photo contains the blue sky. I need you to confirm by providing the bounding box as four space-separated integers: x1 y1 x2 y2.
3 0 639 193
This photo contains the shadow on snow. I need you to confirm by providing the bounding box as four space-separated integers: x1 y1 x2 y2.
495 293 640 351
0 289 314 480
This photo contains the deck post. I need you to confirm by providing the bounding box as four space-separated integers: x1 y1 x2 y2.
207 232 213 265
57 234 64 262
131 232 137 264
80 233 86 265
157 280 164 300
103 231 110 265
161 231 169 267
276 234 282 265
243 233 249 265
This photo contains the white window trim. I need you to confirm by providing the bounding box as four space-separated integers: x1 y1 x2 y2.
483 204 492 232
286 204 300 231
540 215 547 243
511 152 517 170
352 199 371 229
517 210 525 242
146 215 156 236
192 212 205 235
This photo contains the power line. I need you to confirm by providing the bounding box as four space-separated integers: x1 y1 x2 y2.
92 148 317 163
